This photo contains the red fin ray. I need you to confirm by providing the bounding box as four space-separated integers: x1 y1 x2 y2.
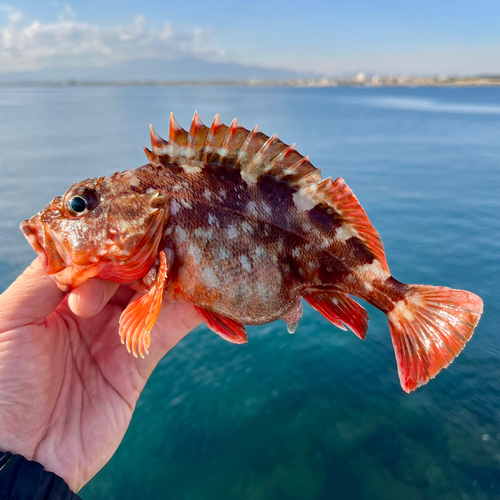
201 114 229 165
119 250 169 358
303 290 369 340
187 112 209 161
195 306 248 344
387 285 483 392
325 177 389 273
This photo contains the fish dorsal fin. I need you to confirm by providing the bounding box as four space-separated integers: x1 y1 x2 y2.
146 114 318 180
144 115 388 271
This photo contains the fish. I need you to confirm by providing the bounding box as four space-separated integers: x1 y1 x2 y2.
20 112 483 392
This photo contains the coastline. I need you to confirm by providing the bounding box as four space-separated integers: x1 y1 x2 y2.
1 76 499 88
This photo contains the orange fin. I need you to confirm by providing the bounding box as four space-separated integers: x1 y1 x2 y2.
387 285 483 392
119 251 168 358
324 177 389 273
303 290 369 340
195 306 248 344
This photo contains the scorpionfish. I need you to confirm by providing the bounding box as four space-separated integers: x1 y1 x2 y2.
21 113 483 392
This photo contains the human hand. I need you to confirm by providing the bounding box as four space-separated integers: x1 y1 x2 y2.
0 258 201 492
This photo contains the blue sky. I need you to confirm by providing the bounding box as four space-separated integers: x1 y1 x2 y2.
0 0 499 76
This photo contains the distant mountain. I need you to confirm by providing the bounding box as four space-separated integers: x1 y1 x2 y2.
0 58 313 82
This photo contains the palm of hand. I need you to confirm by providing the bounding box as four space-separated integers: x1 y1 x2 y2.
0 260 200 492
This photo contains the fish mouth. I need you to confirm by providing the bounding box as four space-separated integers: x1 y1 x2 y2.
20 216 67 275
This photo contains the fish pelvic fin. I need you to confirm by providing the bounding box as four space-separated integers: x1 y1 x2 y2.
387 285 483 393
119 250 169 358
303 290 369 340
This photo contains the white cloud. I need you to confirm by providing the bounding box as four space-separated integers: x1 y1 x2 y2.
0 4 223 73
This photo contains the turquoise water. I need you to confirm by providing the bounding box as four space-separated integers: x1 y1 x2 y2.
0 86 499 499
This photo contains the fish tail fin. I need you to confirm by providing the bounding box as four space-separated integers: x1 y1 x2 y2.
387 285 483 393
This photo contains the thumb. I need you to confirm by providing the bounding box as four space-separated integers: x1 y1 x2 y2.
0 258 65 331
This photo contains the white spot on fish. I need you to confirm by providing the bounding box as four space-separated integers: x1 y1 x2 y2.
219 189 227 198
335 225 354 242
180 199 192 209
194 227 214 239
357 260 388 281
217 147 228 158
292 189 316 212
218 246 231 259
308 260 319 270
247 201 258 217
208 213 218 226
189 245 203 265
239 255 252 272
203 189 212 201
254 245 266 259
364 282 374 292
180 163 202 174
200 266 219 287
129 175 140 187
226 225 239 239
301 222 312 232
292 247 301 258
262 202 272 216
241 221 254 234
175 226 188 242
171 199 181 215
118 220 133 233
172 184 182 192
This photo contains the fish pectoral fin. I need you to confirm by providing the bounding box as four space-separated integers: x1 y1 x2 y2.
119 250 168 358
195 306 248 344
302 290 369 340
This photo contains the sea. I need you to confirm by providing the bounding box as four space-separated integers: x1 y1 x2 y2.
0 85 499 500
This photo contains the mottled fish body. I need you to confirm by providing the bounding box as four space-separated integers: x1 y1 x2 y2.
21 113 483 392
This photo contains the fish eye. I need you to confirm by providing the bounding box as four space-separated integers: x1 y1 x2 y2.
64 187 98 217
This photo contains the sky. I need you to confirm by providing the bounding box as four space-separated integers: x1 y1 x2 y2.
0 0 499 77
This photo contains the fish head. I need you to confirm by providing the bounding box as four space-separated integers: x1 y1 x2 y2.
20 171 169 292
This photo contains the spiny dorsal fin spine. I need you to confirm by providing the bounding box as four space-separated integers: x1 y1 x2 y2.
187 112 209 161
299 168 322 186
217 118 247 165
143 146 158 165
169 113 188 158
237 125 260 167
201 114 223 164
203 114 229 165
249 133 287 173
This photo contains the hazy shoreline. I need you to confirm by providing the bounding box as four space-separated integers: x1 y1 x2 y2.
1 75 499 88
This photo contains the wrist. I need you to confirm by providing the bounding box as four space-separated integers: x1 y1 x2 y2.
0 451 82 499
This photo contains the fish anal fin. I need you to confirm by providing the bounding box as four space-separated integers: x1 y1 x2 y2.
119 250 168 358
387 285 483 392
303 290 369 340
195 306 248 344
